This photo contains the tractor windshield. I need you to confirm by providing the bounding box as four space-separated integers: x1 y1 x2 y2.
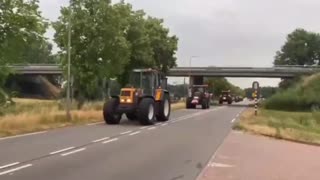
128 71 153 94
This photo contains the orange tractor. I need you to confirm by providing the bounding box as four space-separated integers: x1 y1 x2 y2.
103 69 171 125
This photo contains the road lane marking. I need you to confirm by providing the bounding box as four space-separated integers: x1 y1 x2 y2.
92 137 110 143
0 164 32 176
50 147 75 155
129 131 141 136
209 162 234 168
161 123 168 126
231 118 236 123
140 126 148 130
120 131 133 135
87 122 104 126
155 123 162 126
61 148 86 156
0 162 20 170
103 138 118 144
0 131 47 141
148 127 157 130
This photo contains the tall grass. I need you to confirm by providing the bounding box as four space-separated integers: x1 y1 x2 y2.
0 99 104 137
234 109 320 144
264 73 320 111
0 99 185 137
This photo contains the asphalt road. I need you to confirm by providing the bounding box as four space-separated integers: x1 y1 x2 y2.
0 102 247 180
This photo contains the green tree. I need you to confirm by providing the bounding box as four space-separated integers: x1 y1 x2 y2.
205 77 244 98
117 3 178 85
22 40 56 64
0 0 48 104
145 17 178 73
53 0 131 101
0 0 48 64
274 29 320 89
274 29 320 66
116 6 154 85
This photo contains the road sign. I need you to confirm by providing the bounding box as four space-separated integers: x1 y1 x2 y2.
252 81 259 90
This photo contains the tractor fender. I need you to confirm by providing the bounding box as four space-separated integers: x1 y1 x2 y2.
155 89 170 102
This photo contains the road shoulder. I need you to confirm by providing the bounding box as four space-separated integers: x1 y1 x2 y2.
198 130 320 180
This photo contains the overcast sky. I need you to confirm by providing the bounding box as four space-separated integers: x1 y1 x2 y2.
39 0 320 88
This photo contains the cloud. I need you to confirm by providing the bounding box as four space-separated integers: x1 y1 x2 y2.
39 0 320 88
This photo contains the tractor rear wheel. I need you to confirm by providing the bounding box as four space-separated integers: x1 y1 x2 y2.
103 98 122 125
138 98 156 125
156 94 171 122
202 100 208 109
186 98 193 109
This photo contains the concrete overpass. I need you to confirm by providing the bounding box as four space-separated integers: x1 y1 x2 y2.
9 64 63 75
9 64 320 78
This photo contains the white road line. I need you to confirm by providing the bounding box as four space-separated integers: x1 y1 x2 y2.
92 137 110 143
161 123 168 126
102 138 118 144
155 123 162 126
140 126 148 130
0 131 47 141
120 131 133 135
61 148 86 156
87 122 104 126
0 162 20 170
0 164 32 176
50 147 75 155
231 118 236 123
129 131 141 136
148 127 157 130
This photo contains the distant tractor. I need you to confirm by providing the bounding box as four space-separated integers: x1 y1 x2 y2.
219 90 233 104
186 85 211 109
103 69 171 125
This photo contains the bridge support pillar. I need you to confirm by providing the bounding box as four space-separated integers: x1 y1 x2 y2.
189 76 204 86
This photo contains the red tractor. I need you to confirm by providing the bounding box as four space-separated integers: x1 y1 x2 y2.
186 85 211 109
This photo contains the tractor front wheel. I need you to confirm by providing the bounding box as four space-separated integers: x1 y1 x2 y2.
103 98 122 125
138 98 156 125
157 94 171 122
202 100 208 109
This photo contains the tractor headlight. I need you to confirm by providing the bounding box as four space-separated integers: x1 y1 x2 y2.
121 99 125 103
126 99 132 103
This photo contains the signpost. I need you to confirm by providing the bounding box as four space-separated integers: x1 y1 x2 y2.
252 81 260 116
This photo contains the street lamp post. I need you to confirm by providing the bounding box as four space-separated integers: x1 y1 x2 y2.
189 56 199 84
187 56 198 98
66 1 73 120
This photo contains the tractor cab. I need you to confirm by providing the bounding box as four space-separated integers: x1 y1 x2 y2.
127 69 167 96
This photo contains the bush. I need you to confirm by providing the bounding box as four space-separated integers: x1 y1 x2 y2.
264 73 320 111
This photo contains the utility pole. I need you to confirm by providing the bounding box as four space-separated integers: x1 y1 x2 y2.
66 0 73 120
188 56 198 96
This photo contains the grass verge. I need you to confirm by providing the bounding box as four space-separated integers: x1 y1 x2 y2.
0 99 185 138
234 108 320 145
